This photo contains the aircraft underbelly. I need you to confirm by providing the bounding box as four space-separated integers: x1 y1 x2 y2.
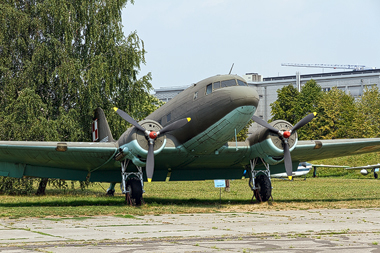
181 105 255 155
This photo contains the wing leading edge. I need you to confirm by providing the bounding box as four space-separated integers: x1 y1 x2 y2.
292 138 380 162
0 141 119 181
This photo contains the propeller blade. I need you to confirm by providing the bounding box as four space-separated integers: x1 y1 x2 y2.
283 141 293 180
251 115 279 133
291 112 316 132
113 107 146 132
146 142 155 182
159 117 191 135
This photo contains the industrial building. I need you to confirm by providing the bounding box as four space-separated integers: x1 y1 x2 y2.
154 69 380 134
250 69 380 123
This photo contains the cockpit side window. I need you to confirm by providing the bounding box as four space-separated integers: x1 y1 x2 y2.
221 79 237 88
206 83 212 95
237 80 248 86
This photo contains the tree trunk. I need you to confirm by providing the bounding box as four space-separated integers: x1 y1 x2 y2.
36 178 49 195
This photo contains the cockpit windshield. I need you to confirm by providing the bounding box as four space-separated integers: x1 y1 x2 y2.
221 79 237 88
237 80 248 86
206 79 248 95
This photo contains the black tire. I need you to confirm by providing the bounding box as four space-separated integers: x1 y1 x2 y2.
127 177 143 206
255 174 272 202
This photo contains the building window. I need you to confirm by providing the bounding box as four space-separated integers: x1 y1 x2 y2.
322 87 331 92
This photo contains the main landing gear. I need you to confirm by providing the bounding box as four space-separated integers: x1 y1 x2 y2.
248 158 272 202
106 185 115 196
120 159 144 206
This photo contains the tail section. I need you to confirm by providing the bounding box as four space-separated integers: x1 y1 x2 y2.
92 108 115 142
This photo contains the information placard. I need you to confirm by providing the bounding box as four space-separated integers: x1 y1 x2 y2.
214 180 226 188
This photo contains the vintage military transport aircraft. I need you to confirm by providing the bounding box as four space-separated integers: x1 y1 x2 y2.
1 74 380 204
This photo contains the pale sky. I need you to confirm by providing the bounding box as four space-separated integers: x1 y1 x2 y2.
122 0 380 89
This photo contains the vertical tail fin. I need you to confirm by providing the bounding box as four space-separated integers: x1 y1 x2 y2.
92 108 115 142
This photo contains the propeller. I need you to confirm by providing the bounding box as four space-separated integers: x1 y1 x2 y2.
252 112 316 180
114 107 191 182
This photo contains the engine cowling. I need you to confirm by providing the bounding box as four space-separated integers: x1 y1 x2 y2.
116 119 166 166
246 119 298 165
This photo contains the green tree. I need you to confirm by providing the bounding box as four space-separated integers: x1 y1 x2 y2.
353 86 380 138
0 0 157 194
270 84 299 123
270 80 323 139
296 79 323 117
0 88 58 141
294 79 323 139
308 87 356 139
0 0 152 141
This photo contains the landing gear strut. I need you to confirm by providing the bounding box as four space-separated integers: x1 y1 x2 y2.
106 183 116 196
120 160 144 206
248 158 272 202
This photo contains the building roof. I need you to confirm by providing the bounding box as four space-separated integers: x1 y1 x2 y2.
263 69 380 82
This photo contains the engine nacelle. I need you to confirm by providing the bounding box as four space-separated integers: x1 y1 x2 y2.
360 169 369 176
116 119 166 166
246 119 298 165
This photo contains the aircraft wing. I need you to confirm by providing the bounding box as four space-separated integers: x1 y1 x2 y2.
0 141 118 180
310 164 349 168
292 138 380 162
346 164 380 170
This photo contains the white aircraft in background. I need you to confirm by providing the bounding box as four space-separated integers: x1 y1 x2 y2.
346 164 380 178
273 162 380 180
272 162 313 179
272 163 357 180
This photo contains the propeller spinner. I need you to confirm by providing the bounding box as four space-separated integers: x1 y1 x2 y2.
114 107 191 182
252 113 316 180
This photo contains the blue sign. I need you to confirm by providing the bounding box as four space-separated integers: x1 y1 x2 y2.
214 180 226 188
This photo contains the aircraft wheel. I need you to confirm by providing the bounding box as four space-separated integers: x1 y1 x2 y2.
127 177 143 206
254 174 272 202
106 189 115 196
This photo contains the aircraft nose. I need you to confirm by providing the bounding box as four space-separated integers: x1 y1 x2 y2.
228 86 260 108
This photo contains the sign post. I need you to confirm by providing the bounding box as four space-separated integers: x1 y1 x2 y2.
214 180 226 206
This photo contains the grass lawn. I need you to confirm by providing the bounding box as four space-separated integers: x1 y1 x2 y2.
1 176 380 219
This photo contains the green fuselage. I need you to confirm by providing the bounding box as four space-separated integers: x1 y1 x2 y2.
116 75 261 181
